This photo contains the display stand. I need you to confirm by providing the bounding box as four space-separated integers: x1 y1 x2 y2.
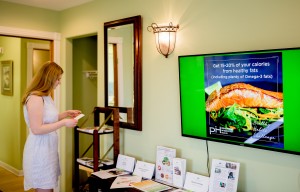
74 107 119 192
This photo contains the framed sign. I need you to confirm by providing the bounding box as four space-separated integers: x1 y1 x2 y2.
1 60 13 96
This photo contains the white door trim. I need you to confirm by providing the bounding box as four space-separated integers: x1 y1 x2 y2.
0 25 61 107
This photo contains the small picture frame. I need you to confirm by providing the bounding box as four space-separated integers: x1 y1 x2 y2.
1 60 13 96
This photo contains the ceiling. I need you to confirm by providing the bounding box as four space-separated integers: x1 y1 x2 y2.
1 0 94 11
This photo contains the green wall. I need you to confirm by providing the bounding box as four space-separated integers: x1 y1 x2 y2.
72 36 98 156
0 36 51 171
0 1 60 32
0 36 22 169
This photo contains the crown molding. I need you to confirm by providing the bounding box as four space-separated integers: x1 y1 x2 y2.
0 26 60 41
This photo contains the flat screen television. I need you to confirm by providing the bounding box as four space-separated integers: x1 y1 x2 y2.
178 47 300 155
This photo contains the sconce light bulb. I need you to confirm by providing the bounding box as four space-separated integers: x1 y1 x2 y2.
148 22 179 58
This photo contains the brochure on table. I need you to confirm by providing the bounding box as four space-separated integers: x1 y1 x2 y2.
172 158 186 188
155 146 176 185
133 160 155 179
77 125 113 134
130 179 172 192
183 172 209 192
116 154 136 172
92 168 131 179
92 154 136 179
172 189 190 192
208 159 240 192
77 157 104 168
77 157 113 167
110 175 142 189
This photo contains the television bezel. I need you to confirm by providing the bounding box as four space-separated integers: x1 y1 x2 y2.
178 47 300 156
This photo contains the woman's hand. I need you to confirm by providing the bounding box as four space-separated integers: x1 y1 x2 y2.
64 118 78 128
67 110 82 118
59 110 82 120
27 96 80 134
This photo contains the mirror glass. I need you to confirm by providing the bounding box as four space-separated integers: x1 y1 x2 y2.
104 15 142 131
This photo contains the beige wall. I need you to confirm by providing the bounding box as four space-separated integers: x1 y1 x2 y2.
1 0 300 192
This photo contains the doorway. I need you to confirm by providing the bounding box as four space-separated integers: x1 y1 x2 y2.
71 34 98 186
27 42 51 84
0 26 60 191
72 35 98 126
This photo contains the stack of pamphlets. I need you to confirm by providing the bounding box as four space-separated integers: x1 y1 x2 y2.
77 125 113 134
77 157 103 168
130 180 172 192
101 158 114 166
110 175 142 189
92 154 136 179
92 168 131 179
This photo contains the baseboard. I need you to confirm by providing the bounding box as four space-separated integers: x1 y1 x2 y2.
0 161 23 176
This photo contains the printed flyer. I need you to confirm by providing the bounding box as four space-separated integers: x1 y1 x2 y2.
204 52 284 148
208 159 240 192
155 146 176 185
130 179 172 192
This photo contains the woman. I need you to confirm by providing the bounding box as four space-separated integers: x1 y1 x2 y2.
21 61 81 192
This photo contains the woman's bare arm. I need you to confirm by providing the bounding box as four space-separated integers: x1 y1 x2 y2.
26 95 78 135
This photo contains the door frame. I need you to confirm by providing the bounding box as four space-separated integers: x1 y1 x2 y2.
0 26 61 191
27 42 51 86
0 26 61 107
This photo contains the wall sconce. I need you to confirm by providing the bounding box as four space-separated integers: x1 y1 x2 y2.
147 22 179 58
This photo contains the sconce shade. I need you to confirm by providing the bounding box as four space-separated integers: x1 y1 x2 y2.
148 22 179 58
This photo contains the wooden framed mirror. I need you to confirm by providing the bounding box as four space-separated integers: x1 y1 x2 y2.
104 15 142 131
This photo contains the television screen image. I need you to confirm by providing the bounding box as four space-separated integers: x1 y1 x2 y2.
178 48 300 155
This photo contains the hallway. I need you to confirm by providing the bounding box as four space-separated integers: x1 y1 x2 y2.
0 166 34 192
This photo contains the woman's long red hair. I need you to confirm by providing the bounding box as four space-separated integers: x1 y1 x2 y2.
21 61 63 105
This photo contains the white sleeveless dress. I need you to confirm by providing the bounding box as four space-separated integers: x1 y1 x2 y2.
23 96 61 190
